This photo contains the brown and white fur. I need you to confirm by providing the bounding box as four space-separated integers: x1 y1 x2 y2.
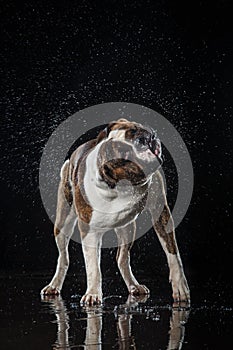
41 118 190 305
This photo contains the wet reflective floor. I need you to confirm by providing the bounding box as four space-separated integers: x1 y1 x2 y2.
0 274 232 349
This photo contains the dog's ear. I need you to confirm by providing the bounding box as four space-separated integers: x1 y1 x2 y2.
96 127 108 143
96 122 119 143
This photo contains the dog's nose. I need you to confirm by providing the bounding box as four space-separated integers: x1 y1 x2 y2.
149 138 161 156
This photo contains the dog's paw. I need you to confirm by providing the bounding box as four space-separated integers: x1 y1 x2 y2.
80 293 102 305
40 284 60 295
171 276 190 302
126 293 150 306
129 284 150 296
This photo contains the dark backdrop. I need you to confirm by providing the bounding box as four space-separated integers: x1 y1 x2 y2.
0 0 232 304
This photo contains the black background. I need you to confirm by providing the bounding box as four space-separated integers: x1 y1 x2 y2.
0 0 232 304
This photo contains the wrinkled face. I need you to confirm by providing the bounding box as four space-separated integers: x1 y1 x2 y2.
96 118 162 188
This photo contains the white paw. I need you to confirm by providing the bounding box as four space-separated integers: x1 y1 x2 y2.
80 292 102 305
171 276 190 302
40 284 60 295
126 293 150 306
129 284 150 296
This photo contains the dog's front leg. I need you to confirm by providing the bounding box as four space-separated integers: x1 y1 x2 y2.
115 222 150 296
79 225 103 305
149 174 190 302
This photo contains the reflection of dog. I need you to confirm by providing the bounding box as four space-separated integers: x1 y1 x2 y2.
41 118 190 304
42 294 190 350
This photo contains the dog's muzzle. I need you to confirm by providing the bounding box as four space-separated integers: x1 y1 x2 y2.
133 131 162 166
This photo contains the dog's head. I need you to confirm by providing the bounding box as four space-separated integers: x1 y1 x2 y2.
96 119 162 188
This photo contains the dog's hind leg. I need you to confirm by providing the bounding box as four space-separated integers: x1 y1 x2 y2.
41 160 77 295
115 222 150 296
148 172 190 302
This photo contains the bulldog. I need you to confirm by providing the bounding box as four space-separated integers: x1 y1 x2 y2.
41 118 190 305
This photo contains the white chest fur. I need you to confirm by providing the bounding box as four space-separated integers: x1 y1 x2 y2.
83 142 148 231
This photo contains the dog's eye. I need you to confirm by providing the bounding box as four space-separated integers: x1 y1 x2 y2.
138 136 147 145
130 129 137 136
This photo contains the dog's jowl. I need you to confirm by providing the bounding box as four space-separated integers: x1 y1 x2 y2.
41 118 190 305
